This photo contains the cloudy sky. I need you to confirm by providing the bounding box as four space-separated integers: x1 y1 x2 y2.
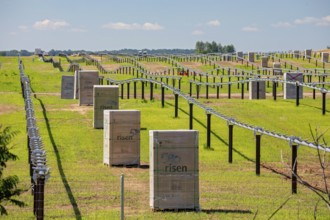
1 0 329 52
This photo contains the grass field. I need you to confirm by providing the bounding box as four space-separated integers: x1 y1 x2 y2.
0 55 329 219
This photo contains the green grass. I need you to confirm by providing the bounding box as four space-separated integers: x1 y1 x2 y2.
1 56 330 219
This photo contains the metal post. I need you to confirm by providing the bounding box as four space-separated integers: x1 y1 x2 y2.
255 130 261 176
241 82 244 99
174 93 178 118
120 174 124 220
134 81 137 99
150 82 153 101
161 86 165 108
189 82 192 97
228 122 234 163
257 81 260 99
296 83 299 106
36 177 45 220
141 81 145 100
207 113 211 148
228 83 231 99
291 144 298 194
34 180 38 215
121 84 124 99
273 81 277 101
127 83 130 99
189 103 193 130
216 86 220 99
322 91 326 115
196 84 200 99
206 85 209 99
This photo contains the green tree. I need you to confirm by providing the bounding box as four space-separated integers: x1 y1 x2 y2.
210 41 219 53
0 125 25 215
223 44 236 53
195 41 205 54
205 41 212 54
217 43 223 53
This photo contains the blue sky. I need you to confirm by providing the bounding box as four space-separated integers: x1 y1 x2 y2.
1 0 329 52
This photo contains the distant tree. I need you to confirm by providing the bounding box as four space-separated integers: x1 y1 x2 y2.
195 41 205 54
205 42 212 54
195 41 236 54
0 125 25 215
210 41 219 53
19 50 32 56
227 44 236 53
217 43 223 53
222 44 236 53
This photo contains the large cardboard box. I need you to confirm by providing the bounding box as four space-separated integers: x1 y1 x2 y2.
322 52 329 63
237 51 243 61
261 57 268 68
61 76 74 99
104 110 140 166
93 85 119 128
249 81 266 99
248 52 255 62
273 63 282 75
283 72 303 99
79 70 99 105
150 130 199 210
305 49 312 58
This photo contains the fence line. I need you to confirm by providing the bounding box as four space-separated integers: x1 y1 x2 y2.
19 57 50 220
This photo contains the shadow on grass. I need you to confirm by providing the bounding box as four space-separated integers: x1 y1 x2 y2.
283 99 330 113
201 209 252 214
110 164 150 169
32 91 82 220
157 208 252 214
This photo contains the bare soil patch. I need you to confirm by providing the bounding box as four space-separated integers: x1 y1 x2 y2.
142 63 170 73
48 104 91 115
180 62 204 71
0 104 21 115
102 64 122 71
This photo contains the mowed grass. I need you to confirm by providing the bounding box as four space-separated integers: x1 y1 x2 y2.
0 56 330 219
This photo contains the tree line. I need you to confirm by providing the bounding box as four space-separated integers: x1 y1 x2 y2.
195 41 236 54
0 48 196 56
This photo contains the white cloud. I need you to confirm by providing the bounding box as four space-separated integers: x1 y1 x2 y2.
242 25 259 32
192 30 204 35
294 16 318 25
272 22 292 28
102 22 164 30
206 19 220 27
142 22 163 30
33 19 69 30
293 15 330 26
316 15 330 26
18 25 29 31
